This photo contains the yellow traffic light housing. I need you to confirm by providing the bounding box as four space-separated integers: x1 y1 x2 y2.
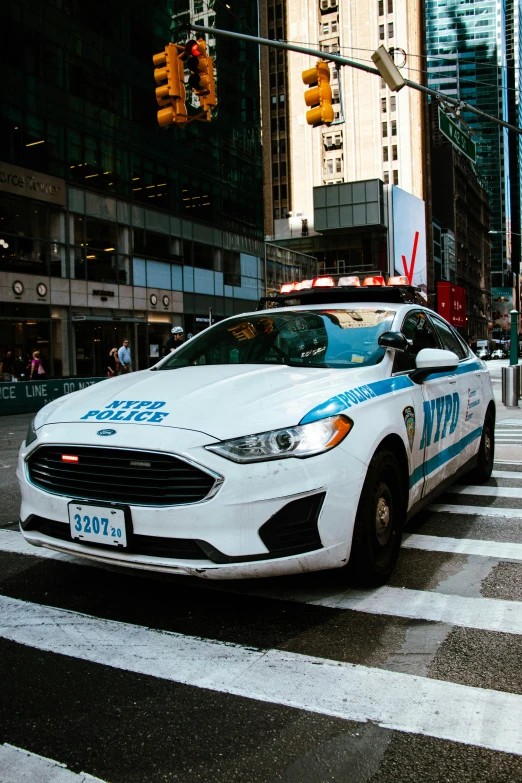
184 38 217 119
153 43 187 127
302 61 334 127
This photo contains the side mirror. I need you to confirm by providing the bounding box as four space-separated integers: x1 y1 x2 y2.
410 348 459 384
378 331 409 352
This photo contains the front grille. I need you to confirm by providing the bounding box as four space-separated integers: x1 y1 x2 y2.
27 446 219 506
23 516 207 560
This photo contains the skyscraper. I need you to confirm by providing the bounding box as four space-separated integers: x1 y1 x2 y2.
426 0 514 300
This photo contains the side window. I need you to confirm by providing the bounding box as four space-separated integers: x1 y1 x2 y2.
430 316 468 360
393 311 439 372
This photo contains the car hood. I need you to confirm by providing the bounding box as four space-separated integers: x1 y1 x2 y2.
36 363 388 440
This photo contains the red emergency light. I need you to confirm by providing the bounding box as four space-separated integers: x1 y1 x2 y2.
61 454 79 463
312 276 336 288
388 275 410 286
280 283 296 293
363 276 385 287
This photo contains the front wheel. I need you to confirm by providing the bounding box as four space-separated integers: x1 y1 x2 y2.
467 411 495 484
345 450 405 586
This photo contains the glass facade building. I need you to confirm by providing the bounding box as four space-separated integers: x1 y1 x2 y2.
426 0 512 290
0 0 315 377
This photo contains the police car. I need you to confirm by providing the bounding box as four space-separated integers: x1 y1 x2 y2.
18 275 494 585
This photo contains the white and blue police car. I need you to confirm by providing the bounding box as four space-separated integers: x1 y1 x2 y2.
18 277 494 585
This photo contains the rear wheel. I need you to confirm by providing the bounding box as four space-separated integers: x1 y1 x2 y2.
467 411 495 484
345 450 404 586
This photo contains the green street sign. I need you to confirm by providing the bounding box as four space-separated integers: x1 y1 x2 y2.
438 108 476 163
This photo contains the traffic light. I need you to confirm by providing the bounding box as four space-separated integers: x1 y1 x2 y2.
184 38 217 116
302 61 334 127
153 43 187 127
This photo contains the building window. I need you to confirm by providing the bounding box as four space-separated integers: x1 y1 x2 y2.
332 89 340 104
271 95 277 106
334 109 340 120
393 170 399 185
194 0 204 13
272 185 279 201
280 184 287 199
379 24 385 40
391 120 397 136
332 68 338 81
382 121 388 137
392 144 398 160
324 134 333 149
383 171 390 184
272 163 279 179
390 96 396 112
334 133 342 147
326 159 334 175
279 93 285 104
224 250 241 287
331 20 337 32
274 208 280 220
335 157 342 173
378 0 384 15
383 146 389 162
380 77 386 89
280 162 287 177
387 0 393 12
322 44 330 52
381 97 387 112
323 22 329 33
388 22 394 37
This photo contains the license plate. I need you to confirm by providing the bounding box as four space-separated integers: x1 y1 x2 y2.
68 503 127 547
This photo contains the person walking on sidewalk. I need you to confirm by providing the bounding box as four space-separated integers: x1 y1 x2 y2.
118 339 132 373
107 347 121 378
30 351 46 380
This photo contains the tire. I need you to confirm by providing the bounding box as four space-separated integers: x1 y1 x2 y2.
345 449 405 586
466 411 495 484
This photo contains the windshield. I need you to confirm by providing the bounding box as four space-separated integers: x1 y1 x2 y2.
158 309 395 370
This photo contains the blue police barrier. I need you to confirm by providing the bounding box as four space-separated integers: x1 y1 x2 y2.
0 377 106 416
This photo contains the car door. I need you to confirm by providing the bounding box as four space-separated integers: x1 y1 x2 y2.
428 314 484 474
393 310 463 501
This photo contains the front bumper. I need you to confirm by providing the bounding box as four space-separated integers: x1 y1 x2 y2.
18 422 366 579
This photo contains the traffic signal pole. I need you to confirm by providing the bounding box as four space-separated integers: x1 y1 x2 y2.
187 22 522 136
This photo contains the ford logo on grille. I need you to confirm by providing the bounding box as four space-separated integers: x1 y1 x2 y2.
130 460 152 468
97 429 117 436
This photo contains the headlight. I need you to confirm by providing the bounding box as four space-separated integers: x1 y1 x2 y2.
26 417 37 447
205 415 353 463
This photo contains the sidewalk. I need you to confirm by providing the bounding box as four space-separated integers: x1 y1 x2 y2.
490 362 522 463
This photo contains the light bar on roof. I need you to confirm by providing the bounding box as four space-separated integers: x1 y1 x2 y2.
362 276 385 287
312 276 335 288
338 276 361 287
280 283 296 293
388 275 410 286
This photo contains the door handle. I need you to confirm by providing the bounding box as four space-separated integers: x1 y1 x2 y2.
448 379 457 385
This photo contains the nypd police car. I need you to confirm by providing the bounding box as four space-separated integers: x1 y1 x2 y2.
18 277 494 585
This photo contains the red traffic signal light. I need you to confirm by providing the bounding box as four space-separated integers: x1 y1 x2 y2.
184 38 217 116
302 61 334 127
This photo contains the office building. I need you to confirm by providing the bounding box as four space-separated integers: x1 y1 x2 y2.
259 0 428 281
426 0 515 308
0 0 313 377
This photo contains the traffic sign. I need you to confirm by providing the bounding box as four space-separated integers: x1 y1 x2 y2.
438 108 476 163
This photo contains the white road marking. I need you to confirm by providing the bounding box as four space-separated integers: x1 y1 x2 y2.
448 485 522 499
494 460 522 465
1 595 522 757
0 743 105 782
492 470 522 478
403 533 522 561
2 529 522 635
429 503 522 519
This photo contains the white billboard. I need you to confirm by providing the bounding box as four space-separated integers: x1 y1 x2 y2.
392 186 427 298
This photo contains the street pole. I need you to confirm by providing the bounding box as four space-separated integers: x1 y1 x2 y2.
510 309 519 366
187 22 522 136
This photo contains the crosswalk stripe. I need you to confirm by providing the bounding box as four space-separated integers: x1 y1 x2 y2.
402 533 522 561
0 744 105 783
429 503 522 518
492 470 522 478
1 594 522 757
1 530 521 636
244 585 522 636
448 485 522 499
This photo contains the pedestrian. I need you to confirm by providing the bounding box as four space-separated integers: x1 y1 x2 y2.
163 326 185 356
30 350 46 380
1 350 15 382
117 338 132 373
107 347 121 378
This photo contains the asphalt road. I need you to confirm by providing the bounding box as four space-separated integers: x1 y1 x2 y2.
1 365 522 782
